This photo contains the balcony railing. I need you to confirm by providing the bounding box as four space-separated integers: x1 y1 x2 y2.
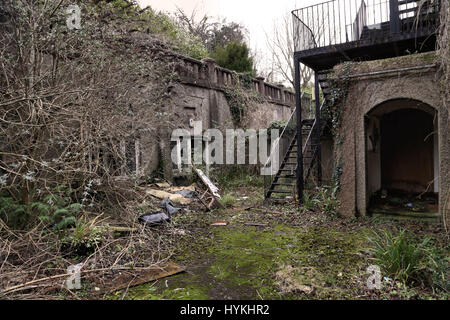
293 0 441 53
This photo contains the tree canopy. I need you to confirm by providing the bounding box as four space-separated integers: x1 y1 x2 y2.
212 42 254 74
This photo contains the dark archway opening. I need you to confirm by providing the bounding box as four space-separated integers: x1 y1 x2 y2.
366 100 439 220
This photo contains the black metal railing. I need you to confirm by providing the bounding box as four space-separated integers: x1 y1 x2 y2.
263 107 297 198
293 0 441 52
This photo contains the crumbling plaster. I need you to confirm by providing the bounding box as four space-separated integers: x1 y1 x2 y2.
337 66 448 226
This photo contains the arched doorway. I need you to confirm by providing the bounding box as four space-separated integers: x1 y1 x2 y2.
365 99 439 218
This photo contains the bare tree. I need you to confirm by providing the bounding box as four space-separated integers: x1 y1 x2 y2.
0 0 180 213
265 12 313 88
173 7 218 47
173 7 248 52
265 9 331 88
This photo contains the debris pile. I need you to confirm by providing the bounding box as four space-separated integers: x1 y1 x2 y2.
139 169 224 227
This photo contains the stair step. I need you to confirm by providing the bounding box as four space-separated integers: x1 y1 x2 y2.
268 198 291 202
278 174 295 178
398 0 417 5
269 190 293 194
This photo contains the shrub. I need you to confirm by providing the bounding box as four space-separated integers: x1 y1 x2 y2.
302 186 340 215
219 194 237 208
60 216 105 257
0 195 30 229
212 42 254 73
367 229 432 284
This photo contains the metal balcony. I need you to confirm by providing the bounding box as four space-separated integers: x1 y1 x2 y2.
292 0 441 70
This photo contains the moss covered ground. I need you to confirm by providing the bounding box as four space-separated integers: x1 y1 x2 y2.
111 183 448 300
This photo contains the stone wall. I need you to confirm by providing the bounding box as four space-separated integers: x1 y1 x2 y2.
139 55 297 178
331 53 449 227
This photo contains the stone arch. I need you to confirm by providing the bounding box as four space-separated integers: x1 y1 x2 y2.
364 98 439 217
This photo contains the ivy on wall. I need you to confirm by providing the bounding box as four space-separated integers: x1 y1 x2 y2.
224 73 265 127
323 63 352 193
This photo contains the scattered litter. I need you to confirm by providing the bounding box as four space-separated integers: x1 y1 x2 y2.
174 189 197 199
159 198 181 215
195 168 224 210
383 277 393 283
165 280 169 288
337 272 343 278
406 203 413 207
211 221 229 226
138 212 170 226
92 261 185 295
155 182 171 188
167 185 196 193
381 189 388 199
172 229 187 236
146 189 191 205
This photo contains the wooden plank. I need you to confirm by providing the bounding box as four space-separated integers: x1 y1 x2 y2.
195 168 221 199
94 262 185 295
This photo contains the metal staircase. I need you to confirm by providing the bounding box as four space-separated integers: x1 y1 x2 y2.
264 100 327 202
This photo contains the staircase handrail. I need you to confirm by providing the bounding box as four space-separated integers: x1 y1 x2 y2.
263 93 304 168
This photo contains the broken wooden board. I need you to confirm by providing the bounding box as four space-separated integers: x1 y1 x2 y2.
146 189 191 205
93 261 185 295
211 221 229 226
194 168 224 210
195 168 221 199
166 185 196 193
155 182 171 188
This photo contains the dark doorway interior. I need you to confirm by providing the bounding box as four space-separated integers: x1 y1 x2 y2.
380 108 434 193
367 104 439 220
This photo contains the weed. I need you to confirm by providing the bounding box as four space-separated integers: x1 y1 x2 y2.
366 229 434 284
60 215 105 257
219 194 237 208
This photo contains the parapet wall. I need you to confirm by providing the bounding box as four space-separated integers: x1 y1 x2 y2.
174 55 296 107
140 53 299 179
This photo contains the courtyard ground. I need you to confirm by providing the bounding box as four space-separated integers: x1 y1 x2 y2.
109 179 449 300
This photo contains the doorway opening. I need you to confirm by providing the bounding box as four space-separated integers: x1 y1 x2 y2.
365 99 439 220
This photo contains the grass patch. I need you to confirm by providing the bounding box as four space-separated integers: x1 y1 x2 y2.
213 166 263 190
219 194 237 208
207 224 363 299
366 229 449 292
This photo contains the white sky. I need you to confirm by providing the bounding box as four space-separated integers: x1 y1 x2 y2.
137 0 324 79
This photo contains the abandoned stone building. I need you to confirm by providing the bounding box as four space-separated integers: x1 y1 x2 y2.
264 0 448 226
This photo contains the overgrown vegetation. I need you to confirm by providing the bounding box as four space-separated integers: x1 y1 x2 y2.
0 0 184 297
303 187 340 216
212 42 254 74
367 229 449 293
224 74 264 126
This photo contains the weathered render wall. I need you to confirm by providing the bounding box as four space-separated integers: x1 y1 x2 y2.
332 53 449 226
140 56 296 177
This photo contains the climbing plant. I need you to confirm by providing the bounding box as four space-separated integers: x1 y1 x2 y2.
322 63 352 194
224 73 264 127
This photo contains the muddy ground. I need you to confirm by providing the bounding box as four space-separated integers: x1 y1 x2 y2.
106 183 449 300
